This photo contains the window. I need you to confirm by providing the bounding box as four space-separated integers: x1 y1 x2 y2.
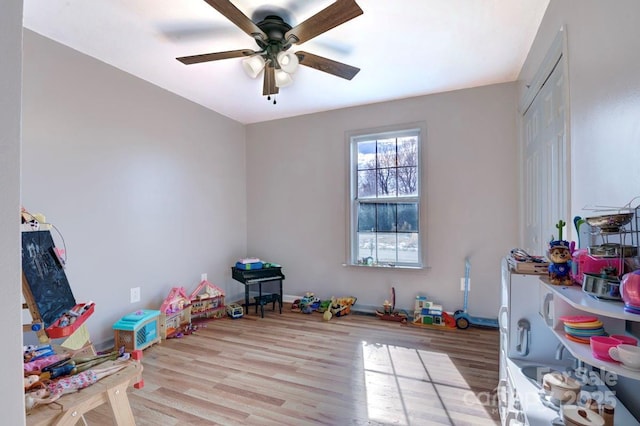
349 124 423 267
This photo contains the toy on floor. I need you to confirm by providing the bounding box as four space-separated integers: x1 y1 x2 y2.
159 287 192 339
189 280 225 320
320 296 357 320
113 309 161 352
317 299 332 313
323 309 332 321
167 322 199 339
375 288 408 323
331 296 357 317
412 296 455 328
226 303 244 319
454 258 499 329
299 292 320 314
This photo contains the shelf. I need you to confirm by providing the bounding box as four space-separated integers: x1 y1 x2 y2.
541 279 640 380
548 326 640 380
541 280 640 322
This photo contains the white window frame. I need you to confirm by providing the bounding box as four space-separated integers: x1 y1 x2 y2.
347 122 425 268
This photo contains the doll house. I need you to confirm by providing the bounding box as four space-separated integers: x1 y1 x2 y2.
189 279 226 321
159 286 192 339
413 296 445 326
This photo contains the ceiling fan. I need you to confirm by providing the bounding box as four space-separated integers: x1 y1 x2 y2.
176 0 363 102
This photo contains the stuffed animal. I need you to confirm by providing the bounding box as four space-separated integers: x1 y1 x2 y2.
547 240 572 285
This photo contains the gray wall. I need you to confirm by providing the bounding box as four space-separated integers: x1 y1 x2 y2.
246 83 520 318
1 0 26 423
21 30 248 346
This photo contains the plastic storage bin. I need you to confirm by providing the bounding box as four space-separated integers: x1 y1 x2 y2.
113 309 161 352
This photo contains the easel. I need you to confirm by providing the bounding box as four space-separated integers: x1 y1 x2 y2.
21 230 143 425
21 230 93 347
22 271 50 344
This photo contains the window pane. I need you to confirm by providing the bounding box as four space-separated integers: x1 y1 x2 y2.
397 203 419 232
377 233 397 263
377 167 397 197
376 139 396 168
376 203 396 232
357 203 376 232
357 232 376 261
397 166 418 196
398 233 419 263
397 137 417 167
357 170 376 198
357 141 376 171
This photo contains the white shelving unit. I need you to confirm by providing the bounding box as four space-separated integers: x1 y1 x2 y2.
549 283 638 321
541 280 640 380
538 278 640 425
500 258 640 424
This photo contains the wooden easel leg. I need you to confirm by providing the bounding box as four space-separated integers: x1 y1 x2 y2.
107 381 136 425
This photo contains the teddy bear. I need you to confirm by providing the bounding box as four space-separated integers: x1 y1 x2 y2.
547 240 572 285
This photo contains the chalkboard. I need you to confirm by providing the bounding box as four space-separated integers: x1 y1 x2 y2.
22 230 76 328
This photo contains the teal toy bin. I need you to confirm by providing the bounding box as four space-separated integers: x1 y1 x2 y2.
113 309 161 352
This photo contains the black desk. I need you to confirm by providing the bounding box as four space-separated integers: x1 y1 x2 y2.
231 266 285 318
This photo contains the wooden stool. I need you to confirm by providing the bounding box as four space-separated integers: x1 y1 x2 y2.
253 293 281 318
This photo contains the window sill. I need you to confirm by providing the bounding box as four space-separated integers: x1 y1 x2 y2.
342 263 428 270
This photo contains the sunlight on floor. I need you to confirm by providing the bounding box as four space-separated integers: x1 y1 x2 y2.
361 341 497 425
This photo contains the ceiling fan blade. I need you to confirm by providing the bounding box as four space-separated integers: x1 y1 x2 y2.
296 51 360 80
263 65 279 96
285 0 363 45
177 49 254 65
203 0 267 39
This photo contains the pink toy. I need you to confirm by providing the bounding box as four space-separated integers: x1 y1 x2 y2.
610 334 638 346
160 287 191 314
24 354 68 373
590 336 622 361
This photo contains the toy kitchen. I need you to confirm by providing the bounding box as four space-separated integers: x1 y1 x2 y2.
500 206 640 426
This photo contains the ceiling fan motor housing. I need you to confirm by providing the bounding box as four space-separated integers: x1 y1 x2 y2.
255 15 293 51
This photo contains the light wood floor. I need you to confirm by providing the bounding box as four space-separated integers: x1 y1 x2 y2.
86 306 501 425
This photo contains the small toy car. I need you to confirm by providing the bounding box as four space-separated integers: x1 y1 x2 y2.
226 303 244 319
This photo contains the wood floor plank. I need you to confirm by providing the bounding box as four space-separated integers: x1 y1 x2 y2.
82 307 500 425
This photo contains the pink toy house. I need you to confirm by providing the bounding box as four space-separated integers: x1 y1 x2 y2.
189 280 226 321
159 286 192 339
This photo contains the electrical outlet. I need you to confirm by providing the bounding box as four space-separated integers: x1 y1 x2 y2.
201 273 207 281
130 287 141 303
460 278 470 291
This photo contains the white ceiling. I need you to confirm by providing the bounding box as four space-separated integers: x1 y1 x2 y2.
23 0 550 124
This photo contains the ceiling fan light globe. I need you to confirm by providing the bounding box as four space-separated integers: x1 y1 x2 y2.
274 69 293 88
276 51 299 74
242 55 265 79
